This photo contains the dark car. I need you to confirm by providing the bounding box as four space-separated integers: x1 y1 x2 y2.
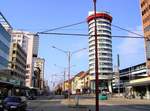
2 96 27 111
26 95 36 100
0 96 5 111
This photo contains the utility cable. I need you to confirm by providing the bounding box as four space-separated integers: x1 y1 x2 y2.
37 20 144 38
112 24 144 37
37 21 86 34
39 32 144 39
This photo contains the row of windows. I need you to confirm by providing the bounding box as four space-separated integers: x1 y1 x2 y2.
89 48 112 52
89 52 112 56
11 71 25 80
90 68 112 71
89 34 111 38
143 14 150 24
90 43 112 48
89 25 111 31
89 54 112 58
0 39 9 54
99 43 112 47
141 1 146 7
0 55 8 67
98 25 111 30
13 43 27 57
89 30 111 35
0 24 11 42
89 39 111 44
144 25 150 32
141 1 149 8
99 53 112 56
12 50 26 63
89 56 112 61
11 63 26 74
142 5 150 16
88 20 111 26
12 57 26 68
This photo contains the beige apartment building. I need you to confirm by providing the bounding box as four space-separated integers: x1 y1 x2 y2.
34 58 45 89
9 42 27 86
11 30 39 87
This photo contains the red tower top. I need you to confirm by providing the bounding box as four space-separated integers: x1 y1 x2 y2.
87 12 112 23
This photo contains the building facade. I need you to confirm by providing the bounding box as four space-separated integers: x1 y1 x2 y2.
34 58 45 89
9 42 27 86
0 23 11 69
71 71 90 94
112 63 150 99
87 11 113 92
141 0 150 73
11 30 39 87
0 12 15 96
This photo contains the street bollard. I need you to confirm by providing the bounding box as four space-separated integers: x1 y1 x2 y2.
75 94 79 106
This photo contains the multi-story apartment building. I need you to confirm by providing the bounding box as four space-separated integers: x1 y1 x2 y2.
87 11 113 93
9 42 27 86
34 58 45 89
71 71 90 94
141 0 150 71
11 30 39 87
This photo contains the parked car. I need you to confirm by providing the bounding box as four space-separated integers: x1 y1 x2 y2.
62 91 69 99
0 102 3 111
0 96 5 111
26 94 36 100
2 96 27 111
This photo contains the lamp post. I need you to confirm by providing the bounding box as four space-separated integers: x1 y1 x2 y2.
54 64 76 91
52 46 87 99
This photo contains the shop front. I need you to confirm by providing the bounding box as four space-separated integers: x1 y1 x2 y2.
126 77 150 99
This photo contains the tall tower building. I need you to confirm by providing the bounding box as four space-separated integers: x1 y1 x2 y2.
11 30 39 87
87 11 113 92
141 0 150 74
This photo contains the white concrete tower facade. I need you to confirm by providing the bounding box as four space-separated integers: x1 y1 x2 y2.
87 11 113 92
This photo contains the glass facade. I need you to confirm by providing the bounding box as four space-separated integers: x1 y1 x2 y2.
0 23 11 69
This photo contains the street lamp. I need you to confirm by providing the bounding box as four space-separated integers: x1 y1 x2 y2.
52 46 87 99
54 64 76 91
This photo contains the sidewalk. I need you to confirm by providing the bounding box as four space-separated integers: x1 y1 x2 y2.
61 97 150 106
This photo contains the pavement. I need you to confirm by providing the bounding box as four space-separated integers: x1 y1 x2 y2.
26 95 150 111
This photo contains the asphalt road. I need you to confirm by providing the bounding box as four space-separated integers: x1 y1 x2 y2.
26 95 150 111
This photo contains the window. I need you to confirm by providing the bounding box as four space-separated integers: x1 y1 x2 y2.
13 50 16 54
26 64 30 68
26 75 29 79
144 25 150 32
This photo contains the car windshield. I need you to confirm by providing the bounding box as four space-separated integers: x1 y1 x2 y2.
4 97 21 102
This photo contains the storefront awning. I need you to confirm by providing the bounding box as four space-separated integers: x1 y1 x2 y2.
126 77 150 86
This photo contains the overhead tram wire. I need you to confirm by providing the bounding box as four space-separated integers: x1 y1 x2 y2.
38 32 144 39
36 20 145 38
37 21 86 34
112 24 144 37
